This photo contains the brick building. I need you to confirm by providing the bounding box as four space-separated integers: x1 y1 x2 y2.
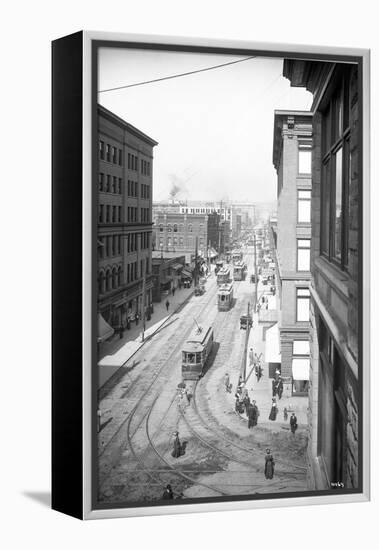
283 60 360 489
97 105 157 338
271 111 313 397
153 211 220 262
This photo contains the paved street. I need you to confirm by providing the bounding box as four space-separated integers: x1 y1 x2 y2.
97 247 308 504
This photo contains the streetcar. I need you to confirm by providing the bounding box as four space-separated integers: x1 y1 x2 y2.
215 260 223 274
181 324 214 379
231 249 243 264
217 282 234 311
233 261 246 281
216 266 231 286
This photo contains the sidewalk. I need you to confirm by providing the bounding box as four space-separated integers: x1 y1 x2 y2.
232 277 308 428
98 283 195 388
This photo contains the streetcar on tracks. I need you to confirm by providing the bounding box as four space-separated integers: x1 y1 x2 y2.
181 324 214 380
217 282 234 311
233 261 246 281
217 266 232 286
231 249 243 264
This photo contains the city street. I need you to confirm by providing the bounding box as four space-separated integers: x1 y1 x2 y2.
98 248 308 504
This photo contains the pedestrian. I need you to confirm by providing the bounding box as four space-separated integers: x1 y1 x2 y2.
165 299 170 311
257 364 263 381
290 412 298 434
224 372 231 392
277 377 283 399
264 448 275 479
248 400 259 429
272 379 277 397
283 407 288 421
135 312 139 325
172 431 181 458
243 395 251 415
162 484 174 500
269 400 278 421
184 387 191 406
172 287 175 296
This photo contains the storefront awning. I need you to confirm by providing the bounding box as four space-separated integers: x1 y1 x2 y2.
264 323 281 363
292 358 310 380
98 313 114 343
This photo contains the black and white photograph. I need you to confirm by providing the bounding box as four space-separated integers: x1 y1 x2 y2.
93 40 365 510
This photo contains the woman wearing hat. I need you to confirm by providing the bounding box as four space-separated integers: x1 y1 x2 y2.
264 448 275 479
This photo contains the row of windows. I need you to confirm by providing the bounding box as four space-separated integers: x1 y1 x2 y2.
128 180 138 197
98 204 122 224
99 173 122 194
141 208 150 223
99 141 122 165
98 235 122 259
98 266 122 294
127 261 138 283
158 236 204 248
141 159 151 176
158 223 204 233
141 183 150 199
128 153 138 171
127 207 138 223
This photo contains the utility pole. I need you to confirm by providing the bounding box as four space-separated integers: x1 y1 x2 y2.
194 236 198 288
254 231 258 312
241 301 251 382
141 257 146 342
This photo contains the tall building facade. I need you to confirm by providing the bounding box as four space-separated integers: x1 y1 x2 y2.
272 111 313 397
97 105 158 333
153 212 220 262
283 61 360 489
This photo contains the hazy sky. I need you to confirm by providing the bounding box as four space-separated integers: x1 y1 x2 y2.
98 48 312 203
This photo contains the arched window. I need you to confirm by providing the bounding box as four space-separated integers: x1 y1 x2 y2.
112 267 118 289
159 223 163 232
173 224 178 232
106 269 112 292
167 224 172 232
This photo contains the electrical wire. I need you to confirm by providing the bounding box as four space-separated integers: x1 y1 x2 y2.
98 55 257 94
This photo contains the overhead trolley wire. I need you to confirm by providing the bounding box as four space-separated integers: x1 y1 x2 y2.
98 55 257 93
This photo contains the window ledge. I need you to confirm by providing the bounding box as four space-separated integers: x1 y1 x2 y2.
314 256 349 298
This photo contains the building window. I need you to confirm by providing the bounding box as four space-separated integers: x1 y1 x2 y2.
298 190 311 223
106 144 111 162
99 140 104 160
118 149 122 166
296 287 310 322
159 223 163 232
298 143 312 174
320 68 351 269
297 239 311 271
112 146 117 163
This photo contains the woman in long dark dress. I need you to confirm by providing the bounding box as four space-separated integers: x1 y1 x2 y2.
172 431 181 458
269 401 278 421
264 448 275 479
248 401 258 428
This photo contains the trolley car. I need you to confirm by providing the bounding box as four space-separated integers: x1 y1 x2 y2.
233 262 246 281
217 282 234 311
181 324 214 379
217 266 232 286
231 249 243 264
